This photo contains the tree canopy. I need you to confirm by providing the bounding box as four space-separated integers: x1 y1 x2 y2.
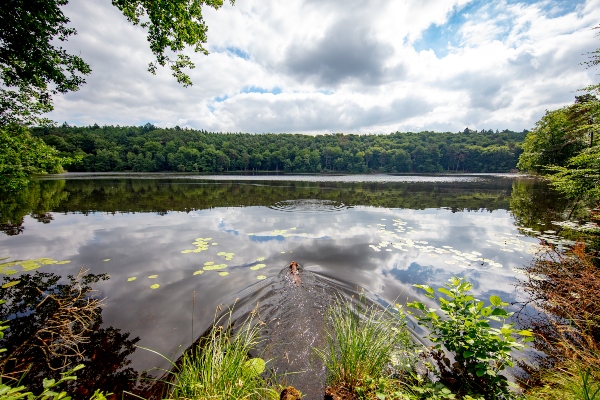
0 0 234 125
31 125 526 174
518 26 600 206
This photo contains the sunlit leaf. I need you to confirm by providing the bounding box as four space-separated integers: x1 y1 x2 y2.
490 295 503 306
219 272 229 276
56 260 71 265
257 275 266 280
148 275 158 279
150 284 160 289
2 281 20 289
193 270 204 275
127 277 137 282
243 358 266 376
103 259 110 262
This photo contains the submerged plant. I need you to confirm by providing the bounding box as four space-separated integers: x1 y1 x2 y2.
408 277 532 399
165 308 277 400
316 293 414 397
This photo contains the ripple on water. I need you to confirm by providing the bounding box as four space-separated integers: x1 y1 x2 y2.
269 199 347 213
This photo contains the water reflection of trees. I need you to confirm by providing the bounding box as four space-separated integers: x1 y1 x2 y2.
509 178 593 235
0 271 146 399
1 177 522 235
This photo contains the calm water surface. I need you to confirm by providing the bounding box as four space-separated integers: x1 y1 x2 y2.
0 173 565 397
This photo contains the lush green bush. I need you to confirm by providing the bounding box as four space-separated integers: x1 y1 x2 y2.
408 277 532 399
0 125 66 191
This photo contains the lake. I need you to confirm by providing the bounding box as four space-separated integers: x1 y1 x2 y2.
0 173 567 398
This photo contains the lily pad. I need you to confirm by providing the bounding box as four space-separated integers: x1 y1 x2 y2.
212 243 218 246
204 264 227 271
204 261 214 266
257 257 265 261
2 280 20 289
250 264 266 271
127 277 137 282
257 275 266 280
148 275 158 279
103 259 110 262
150 284 160 289
281 251 286 254
181 250 193 254
219 272 229 276
56 260 71 265
217 252 226 256
193 270 204 276
4 270 18 275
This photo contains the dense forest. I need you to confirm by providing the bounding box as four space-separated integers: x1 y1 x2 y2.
31 125 527 174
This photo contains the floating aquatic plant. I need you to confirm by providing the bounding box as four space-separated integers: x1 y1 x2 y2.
193 270 204 276
148 275 158 279
257 275 266 280
127 277 137 282
2 280 20 288
150 284 160 289
250 264 266 271
204 264 227 271
218 272 229 276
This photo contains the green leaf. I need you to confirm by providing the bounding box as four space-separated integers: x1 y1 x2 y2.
463 350 474 358
1 280 20 289
42 379 55 389
243 358 266 376
491 308 508 316
414 284 434 295
489 295 502 306
518 329 533 336
438 287 455 297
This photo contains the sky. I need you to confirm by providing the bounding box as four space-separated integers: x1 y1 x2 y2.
48 0 600 134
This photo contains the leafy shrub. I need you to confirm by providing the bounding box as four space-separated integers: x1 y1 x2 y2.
408 277 532 399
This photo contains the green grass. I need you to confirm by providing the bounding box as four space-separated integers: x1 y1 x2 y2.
316 294 414 395
167 309 278 400
525 361 600 400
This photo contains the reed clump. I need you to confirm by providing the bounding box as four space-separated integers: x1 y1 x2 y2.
166 309 279 400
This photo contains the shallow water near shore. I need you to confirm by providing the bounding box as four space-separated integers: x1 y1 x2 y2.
0 173 567 398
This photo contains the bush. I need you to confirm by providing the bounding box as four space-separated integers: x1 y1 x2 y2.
408 277 532 399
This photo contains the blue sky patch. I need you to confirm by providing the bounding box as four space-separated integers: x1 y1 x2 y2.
242 86 282 95
226 47 251 60
412 0 584 57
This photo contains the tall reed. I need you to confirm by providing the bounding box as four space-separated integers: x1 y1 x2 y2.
168 308 277 400
316 294 413 393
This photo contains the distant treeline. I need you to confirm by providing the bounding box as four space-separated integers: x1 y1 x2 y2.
32 124 527 173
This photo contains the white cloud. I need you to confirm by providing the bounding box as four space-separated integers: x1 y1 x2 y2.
48 0 600 133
